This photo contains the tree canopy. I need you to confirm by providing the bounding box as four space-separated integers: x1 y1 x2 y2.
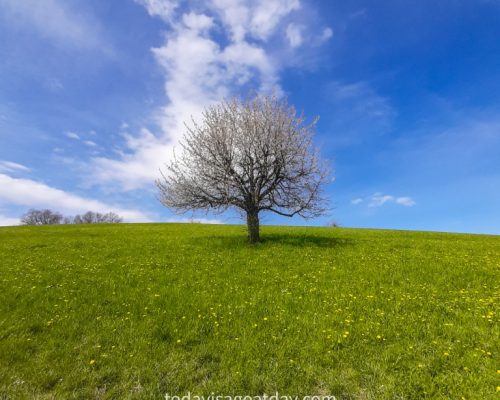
157 94 331 243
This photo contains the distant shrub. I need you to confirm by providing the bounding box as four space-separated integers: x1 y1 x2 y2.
20 209 63 225
72 211 123 224
21 209 123 225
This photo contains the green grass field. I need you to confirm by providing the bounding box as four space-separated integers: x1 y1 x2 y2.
0 224 499 399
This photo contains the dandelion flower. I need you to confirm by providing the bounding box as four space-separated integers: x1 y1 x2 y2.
90 360 95 365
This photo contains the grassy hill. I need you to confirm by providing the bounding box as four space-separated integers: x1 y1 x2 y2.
0 224 498 399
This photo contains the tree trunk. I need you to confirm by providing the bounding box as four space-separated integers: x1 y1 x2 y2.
246 210 260 244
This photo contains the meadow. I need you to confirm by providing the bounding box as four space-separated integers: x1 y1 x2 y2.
0 223 499 399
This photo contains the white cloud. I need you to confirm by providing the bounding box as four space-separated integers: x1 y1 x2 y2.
212 0 300 41
182 12 214 32
134 0 179 23
369 194 394 207
395 197 416 206
0 160 30 173
321 27 333 41
0 174 151 222
367 193 416 208
65 132 99 149
352 193 416 208
0 0 105 50
286 23 303 48
0 214 19 226
249 0 300 40
65 132 80 140
209 0 248 42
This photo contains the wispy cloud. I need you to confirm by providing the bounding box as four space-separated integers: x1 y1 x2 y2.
286 23 304 48
325 81 395 147
0 160 30 173
65 132 80 140
352 193 416 208
43 77 64 92
392 111 500 176
320 27 333 41
64 131 99 149
0 173 150 222
330 81 393 119
394 197 416 207
0 0 107 51
349 8 367 19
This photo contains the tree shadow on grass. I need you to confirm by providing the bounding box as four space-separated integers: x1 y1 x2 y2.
205 232 354 249
260 233 354 248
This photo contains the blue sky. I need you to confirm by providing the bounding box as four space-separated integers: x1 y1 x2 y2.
0 0 499 234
